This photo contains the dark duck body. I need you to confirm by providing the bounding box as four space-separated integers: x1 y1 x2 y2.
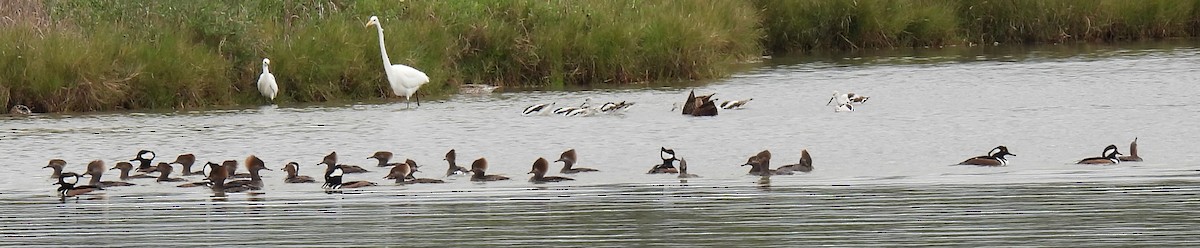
155 162 188 182
54 172 99 198
529 157 574 183
131 150 157 173
282 162 316 183
776 149 814 172
170 154 204 176
368 151 404 167
44 159 66 179
321 152 376 189
648 147 680 174
443 149 471 176
469 158 510 182
1078 145 1122 165
742 150 794 176
958 146 1015 166
386 161 445 184
677 159 699 178
111 161 156 180
83 160 136 188
1118 138 1142 162
224 155 272 192
555 149 598 174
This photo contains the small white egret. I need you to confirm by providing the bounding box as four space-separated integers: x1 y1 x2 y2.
257 58 278 102
366 16 430 108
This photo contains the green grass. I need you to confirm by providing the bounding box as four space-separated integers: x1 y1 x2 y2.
3 0 1200 112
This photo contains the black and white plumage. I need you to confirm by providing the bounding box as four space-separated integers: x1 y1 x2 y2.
522 102 556 116
323 165 345 189
1077 145 1123 165
827 91 853 112
719 98 752 109
597 101 635 113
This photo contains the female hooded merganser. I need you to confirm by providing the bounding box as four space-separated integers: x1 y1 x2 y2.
224 155 272 191
958 146 1016 166
529 158 573 183
368 151 404 167
1078 145 1122 165
677 159 699 178
522 102 556 116
323 164 376 189
719 98 752 109
82 160 136 188
54 172 99 198
131 150 157 173
110 161 156 180
776 149 814 173
469 158 509 182
155 162 188 182
1119 138 1143 162
317 152 369 174
10 104 32 116
205 160 232 193
169 154 204 176
282 162 316 183
44 159 66 179
444 149 471 176
555 149 598 174
223 160 255 179
385 161 444 184
648 147 680 174
177 162 220 188
741 150 794 176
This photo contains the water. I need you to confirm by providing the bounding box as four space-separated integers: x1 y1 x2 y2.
3 41 1200 246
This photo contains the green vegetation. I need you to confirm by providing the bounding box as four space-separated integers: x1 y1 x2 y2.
2 0 1199 113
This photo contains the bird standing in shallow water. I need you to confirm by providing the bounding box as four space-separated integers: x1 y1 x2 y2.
257 58 279 103
366 15 430 108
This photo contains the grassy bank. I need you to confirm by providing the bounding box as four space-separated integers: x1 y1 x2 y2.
4 0 1200 113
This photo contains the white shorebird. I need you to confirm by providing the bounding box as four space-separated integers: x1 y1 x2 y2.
827 91 853 112
257 58 278 103
366 16 430 108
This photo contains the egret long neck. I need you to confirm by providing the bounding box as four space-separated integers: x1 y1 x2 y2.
375 25 392 67
262 64 270 74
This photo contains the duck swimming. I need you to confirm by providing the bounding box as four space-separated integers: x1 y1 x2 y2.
648 147 680 174
776 149 814 173
169 154 204 176
1077 145 1122 165
224 155 272 192
529 157 573 183
110 161 156 180
44 159 66 179
282 162 316 183
368 151 404 167
1118 138 1142 162
82 160 135 188
54 172 99 198
323 164 376 189
959 146 1015 166
677 159 699 178
469 158 509 182
741 150 794 176
555 149 598 174
318 152 369 174
131 150 157 173
155 162 188 182
444 149 471 177
385 161 444 184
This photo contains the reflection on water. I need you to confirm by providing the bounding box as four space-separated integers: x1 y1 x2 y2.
3 41 1200 245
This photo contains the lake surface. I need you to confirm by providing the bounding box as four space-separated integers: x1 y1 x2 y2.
3 41 1200 246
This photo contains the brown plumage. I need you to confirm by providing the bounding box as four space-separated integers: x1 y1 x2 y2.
1118 138 1142 162
529 157 574 183
385 162 444 184
741 150 793 176
170 154 204 176
677 159 699 178
83 160 136 188
678 90 719 116
470 158 509 182
777 149 814 172
110 161 156 180
648 147 680 174
958 146 1015 166
44 159 66 179
282 162 316 183
156 162 188 182
555 149 598 174
319 152 369 174
368 151 403 167
206 160 232 193
54 172 99 197
225 155 271 191
1078 145 1122 165
223 160 253 179
444 149 470 176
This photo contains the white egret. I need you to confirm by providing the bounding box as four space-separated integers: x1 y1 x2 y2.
257 58 278 102
366 16 430 108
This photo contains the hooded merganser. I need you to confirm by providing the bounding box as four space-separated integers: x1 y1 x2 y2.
169 154 204 176
155 162 188 182
368 151 404 167
323 164 376 189
82 160 135 188
1118 138 1142 162
318 152 369 174
44 159 66 179
741 150 793 176
469 158 509 182
677 159 699 178
282 162 316 183
959 146 1015 166
223 160 254 179
648 147 680 174
224 155 272 191
1078 145 1122 164
444 149 471 177
776 149 814 172
110 161 156 180
529 157 573 183
385 161 444 184
54 172 98 197
204 160 232 193
131 150 157 173
555 149 598 174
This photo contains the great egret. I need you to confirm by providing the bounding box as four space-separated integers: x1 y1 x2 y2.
257 58 278 102
365 16 430 108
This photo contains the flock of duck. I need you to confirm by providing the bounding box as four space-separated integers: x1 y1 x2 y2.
44 136 1142 198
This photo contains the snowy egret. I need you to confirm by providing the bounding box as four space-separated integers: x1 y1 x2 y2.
257 58 278 102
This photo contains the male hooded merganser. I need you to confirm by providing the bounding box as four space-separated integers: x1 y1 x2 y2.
10 104 32 116
205 160 232 193
529 158 573 183
155 162 188 182
282 162 316 183
776 149 814 173
131 150 157 173
82 160 135 188
1078 145 1122 164
54 172 99 198
177 161 220 187
367 151 404 167
110 161 156 180
648 147 680 174
385 161 444 184
469 158 509 182
318 152 369 174
719 98 752 109
555 149 598 174
1118 138 1142 162
169 154 204 176
522 102 556 116
677 159 699 178
958 146 1016 166
44 159 66 179
444 149 471 176
224 155 272 191
323 164 376 189
741 150 794 176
